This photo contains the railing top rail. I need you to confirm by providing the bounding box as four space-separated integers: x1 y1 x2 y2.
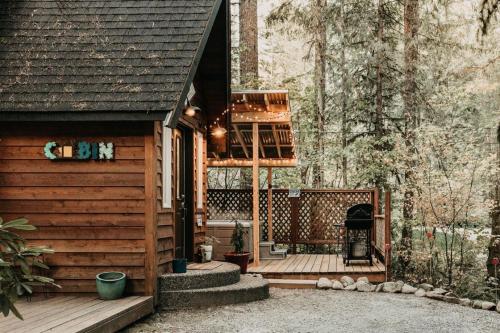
209 188 376 193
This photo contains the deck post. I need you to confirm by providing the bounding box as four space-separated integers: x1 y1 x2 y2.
384 190 392 280
372 188 379 255
252 123 260 266
267 167 273 241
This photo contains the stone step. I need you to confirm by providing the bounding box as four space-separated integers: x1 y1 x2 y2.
159 261 240 291
159 275 270 309
260 241 287 260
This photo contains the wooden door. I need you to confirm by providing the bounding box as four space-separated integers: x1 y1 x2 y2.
174 127 194 260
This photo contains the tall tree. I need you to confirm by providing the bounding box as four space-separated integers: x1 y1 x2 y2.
338 0 349 187
400 0 419 276
239 0 259 188
487 124 500 277
311 0 327 188
240 0 259 88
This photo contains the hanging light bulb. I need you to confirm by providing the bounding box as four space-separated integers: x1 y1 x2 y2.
184 105 200 117
211 125 227 138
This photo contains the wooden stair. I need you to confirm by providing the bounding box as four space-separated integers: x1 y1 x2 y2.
260 241 287 260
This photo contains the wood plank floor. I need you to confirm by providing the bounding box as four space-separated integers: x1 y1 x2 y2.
0 296 153 333
249 254 386 282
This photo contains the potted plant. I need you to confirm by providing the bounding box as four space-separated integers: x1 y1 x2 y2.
200 236 220 262
224 220 250 273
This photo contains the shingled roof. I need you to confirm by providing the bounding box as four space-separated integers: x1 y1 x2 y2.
0 0 224 122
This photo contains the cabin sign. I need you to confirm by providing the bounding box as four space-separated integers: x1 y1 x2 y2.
44 141 114 160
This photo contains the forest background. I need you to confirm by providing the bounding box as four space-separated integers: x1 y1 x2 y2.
207 0 500 301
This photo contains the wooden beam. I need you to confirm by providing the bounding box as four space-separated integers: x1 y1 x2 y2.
385 191 392 281
231 110 291 124
258 133 266 158
267 167 273 242
272 125 282 158
252 123 260 266
207 158 298 168
144 129 158 303
232 124 249 159
231 104 288 114
264 93 270 112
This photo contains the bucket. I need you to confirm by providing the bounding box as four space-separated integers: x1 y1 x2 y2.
96 272 126 300
173 258 187 273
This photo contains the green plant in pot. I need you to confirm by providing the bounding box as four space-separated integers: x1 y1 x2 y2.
224 220 250 273
200 236 220 262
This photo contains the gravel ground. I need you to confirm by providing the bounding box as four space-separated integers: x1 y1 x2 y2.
124 288 500 333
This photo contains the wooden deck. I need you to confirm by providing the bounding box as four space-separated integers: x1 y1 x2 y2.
0 296 154 333
248 254 386 282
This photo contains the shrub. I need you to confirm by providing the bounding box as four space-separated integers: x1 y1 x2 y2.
0 217 59 319
230 220 246 254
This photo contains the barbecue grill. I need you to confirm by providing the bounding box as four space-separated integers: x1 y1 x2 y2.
343 204 373 266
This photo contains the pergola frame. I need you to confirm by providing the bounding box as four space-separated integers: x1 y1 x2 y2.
207 90 297 266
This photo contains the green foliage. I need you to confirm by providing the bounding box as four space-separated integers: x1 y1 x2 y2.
0 217 59 319
230 220 246 254
216 0 498 300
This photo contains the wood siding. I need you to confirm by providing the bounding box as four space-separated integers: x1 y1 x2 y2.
0 123 149 295
155 122 175 275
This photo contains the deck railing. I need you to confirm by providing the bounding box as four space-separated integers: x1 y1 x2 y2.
207 188 391 265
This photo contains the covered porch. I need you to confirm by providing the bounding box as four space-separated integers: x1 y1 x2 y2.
207 90 392 281
208 188 392 282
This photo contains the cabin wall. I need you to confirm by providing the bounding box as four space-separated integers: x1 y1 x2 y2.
155 122 175 275
193 125 208 251
0 122 152 295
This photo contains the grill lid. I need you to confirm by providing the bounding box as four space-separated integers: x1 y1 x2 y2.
345 204 373 221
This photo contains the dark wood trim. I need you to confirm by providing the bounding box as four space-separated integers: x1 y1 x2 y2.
167 0 225 128
0 112 171 121
144 131 158 302
385 191 392 280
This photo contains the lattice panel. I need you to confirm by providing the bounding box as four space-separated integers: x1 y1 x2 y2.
297 191 372 245
375 216 385 253
207 189 269 240
207 189 252 220
207 189 374 247
270 190 292 243
259 190 269 241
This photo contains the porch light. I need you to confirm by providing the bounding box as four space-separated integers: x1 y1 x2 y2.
211 126 227 138
184 105 200 117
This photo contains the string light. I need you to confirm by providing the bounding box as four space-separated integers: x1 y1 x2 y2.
209 93 297 156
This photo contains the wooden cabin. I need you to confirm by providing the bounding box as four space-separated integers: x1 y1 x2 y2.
0 0 231 300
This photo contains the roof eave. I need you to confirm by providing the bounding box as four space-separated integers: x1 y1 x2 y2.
0 111 172 121
166 0 225 129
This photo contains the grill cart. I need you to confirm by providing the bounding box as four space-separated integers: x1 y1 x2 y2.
343 204 373 266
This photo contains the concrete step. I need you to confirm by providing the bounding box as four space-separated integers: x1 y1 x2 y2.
159 275 270 309
159 261 240 291
260 241 287 260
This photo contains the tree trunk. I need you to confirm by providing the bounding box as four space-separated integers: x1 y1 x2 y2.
487 124 500 277
400 0 419 276
239 0 259 188
374 0 385 191
312 0 327 189
340 0 348 188
239 0 259 88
